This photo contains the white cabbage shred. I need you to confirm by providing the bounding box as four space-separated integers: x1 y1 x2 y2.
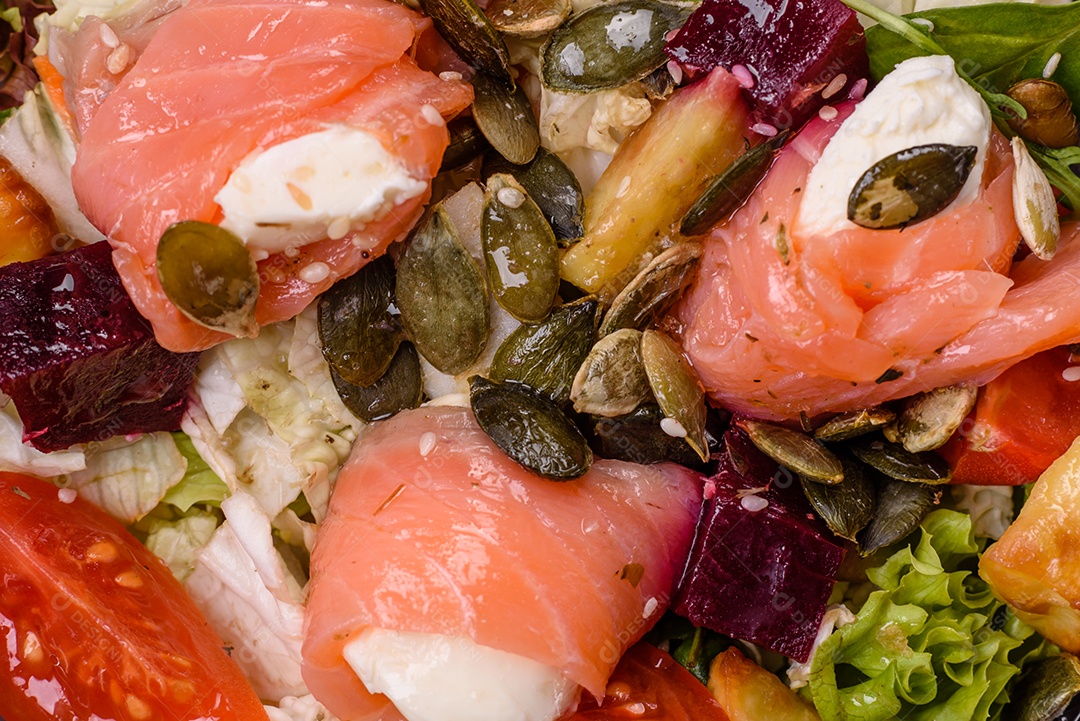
0 394 85 476
143 509 220 581
787 604 857 689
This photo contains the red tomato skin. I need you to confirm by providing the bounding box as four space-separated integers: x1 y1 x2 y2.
941 348 1080 485
569 643 730 721
0 472 270 721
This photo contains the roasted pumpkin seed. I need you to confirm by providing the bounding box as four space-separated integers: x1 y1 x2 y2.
598 243 702 337
470 376 592 480
1005 654 1080 721
482 174 559 321
896 384 977 453
441 117 491 172
849 437 952 485
472 72 540 166
680 131 789 237
801 455 876 542
859 477 940 556
571 328 651 417
484 148 585 242
487 0 570 38
813 407 896 442
641 330 708 462
490 296 598 405
156 220 259 338
738 418 844 484
592 403 703 467
540 0 688 93
1006 78 1080 149
1011 136 1060 261
317 255 403 387
416 0 513 86
330 342 423 422
641 65 675 100
397 206 489 374
847 144 977 229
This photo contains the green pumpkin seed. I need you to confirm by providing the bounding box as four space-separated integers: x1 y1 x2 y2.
571 328 651 417
484 148 584 242
441 117 491 172
859 478 941 556
849 437 952 485
397 206 488 374
1005 654 1080 721
813 407 896 442
598 243 703 337
317 255 403 387
470 376 592 480
540 0 688 93
157 220 259 338
737 418 844 484
848 143 978 229
680 131 789 237
330 342 423 422
896 384 977 454
472 72 540 166
490 297 598 405
482 174 559 321
488 0 570 37
801 455 876 542
641 330 708 462
416 0 513 87
641 66 675 100
592 403 703 467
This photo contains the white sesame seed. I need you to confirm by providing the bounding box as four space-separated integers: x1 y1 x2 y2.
327 216 352 240
740 494 769 512
439 71 463 82
420 104 443 126
1044 52 1062 79
731 64 755 89
751 122 778 137
665 60 683 86
616 175 632 198
1063 366 1080 382
497 187 525 208
106 43 132 75
818 105 839 121
822 73 847 100
643 597 658 618
57 488 77 504
251 248 269 261
99 24 119 49
660 417 686 438
299 261 330 284
848 78 868 102
419 431 438 457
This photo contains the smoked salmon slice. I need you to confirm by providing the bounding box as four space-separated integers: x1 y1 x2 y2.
68 0 472 352
679 102 1080 419
301 406 705 720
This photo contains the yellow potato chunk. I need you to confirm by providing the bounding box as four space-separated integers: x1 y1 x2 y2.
708 647 821 721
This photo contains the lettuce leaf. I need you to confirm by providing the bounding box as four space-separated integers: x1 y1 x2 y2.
162 432 229 512
805 509 1054 721
143 508 220 581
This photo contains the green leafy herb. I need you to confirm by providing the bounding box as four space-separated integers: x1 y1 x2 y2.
644 614 731 685
161 432 229 512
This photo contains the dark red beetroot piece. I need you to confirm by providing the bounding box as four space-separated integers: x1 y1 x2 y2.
673 425 845 662
0 242 200 452
665 0 869 130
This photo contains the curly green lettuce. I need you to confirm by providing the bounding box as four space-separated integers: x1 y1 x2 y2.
805 509 1053 721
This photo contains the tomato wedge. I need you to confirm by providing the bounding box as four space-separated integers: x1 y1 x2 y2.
940 347 1080 485
569 643 730 721
0 472 269 721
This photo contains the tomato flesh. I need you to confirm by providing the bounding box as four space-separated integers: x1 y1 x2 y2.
940 347 1080 485
0 472 269 721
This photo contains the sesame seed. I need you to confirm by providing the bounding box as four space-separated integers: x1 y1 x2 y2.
848 78 868 102
419 431 438 457
1063 366 1080 382
751 122 778 137
106 43 132 75
731 64 755 89
57 488 77 504
299 262 330 284
420 104 444 126
99 24 119 49
818 105 839 121
643 597 658 618
1044 52 1062 79
616 175 632 198
438 71 463 82
286 182 313 211
327 216 351 240
665 60 683 86
741 494 769 512
660 417 686 438
251 248 269 261
497 187 525 208
822 73 847 100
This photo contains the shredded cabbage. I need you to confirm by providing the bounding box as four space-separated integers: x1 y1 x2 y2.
264 695 339 721
143 509 220 581
0 394 85 476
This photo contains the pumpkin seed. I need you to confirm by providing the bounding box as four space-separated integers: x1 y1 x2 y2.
847 144 977 229
317 255 403 387
598 243 702 337
641 330 708 462
737 418 844 484
482 174 559 321
484 148 584 242
641 65 675 100
472 72 540 166
330 342 423 422
896 384 977 453
540 0 688 93
571 328 651 417
858 477 940 556
156 220 258 338
397 206 488 374
490 296 598 405
801 454 876 542
470 376 592 480
849 437 952 485
1005 654 1080 721
680 131 789 237
592 403 703 467
1011 137 1060 261
441 117 491 172
488 0 570 38
813 407 896 442
416 0 513 87
1006 78 1080 149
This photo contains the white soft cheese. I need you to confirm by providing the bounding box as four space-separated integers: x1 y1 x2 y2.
343 629 578 721
215 126 427 254
798 55 991 237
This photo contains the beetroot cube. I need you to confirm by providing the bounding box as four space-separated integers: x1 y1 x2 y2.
665 0 869 130
0 242 200 452
673 427 845 662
